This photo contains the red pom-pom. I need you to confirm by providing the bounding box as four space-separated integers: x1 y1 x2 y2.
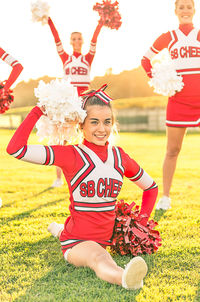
111 200 162 256
0 82 14 114
93 0 122 30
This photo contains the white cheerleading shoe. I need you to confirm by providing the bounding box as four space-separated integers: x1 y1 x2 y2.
51 178 64 188
156 195 171 210
122 256 148 290
47 222 64 238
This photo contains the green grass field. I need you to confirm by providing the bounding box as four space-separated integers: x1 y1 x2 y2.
0 129 199 302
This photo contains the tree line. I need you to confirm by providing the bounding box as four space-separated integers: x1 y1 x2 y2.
12 67 155 108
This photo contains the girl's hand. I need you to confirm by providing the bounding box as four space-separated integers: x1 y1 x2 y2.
39 105 47 115
98 18 104 26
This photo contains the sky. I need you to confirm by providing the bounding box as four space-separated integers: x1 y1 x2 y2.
1 0 200 86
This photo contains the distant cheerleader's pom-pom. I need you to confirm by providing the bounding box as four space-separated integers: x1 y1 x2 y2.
0 82 14 114
31 0 50 25
149 62 184 97
35 79 87 144
111 200 162 256
93 0 122 30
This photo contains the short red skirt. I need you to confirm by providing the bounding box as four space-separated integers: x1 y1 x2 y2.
166 95 200 127
59 216 113 255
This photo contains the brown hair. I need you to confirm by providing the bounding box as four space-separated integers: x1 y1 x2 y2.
82 91 115 124
70 32 82 37
175 0 195 9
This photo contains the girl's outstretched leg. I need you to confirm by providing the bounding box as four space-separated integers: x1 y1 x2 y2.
66 241 148 289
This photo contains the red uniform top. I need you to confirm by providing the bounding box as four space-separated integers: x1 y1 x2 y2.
141 23 200 127
7 107 158 252
48 18 103 96
0 47 23 91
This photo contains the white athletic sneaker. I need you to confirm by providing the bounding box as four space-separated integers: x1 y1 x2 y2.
122 256 148 290
51 178 64 188
156 195 171 210
47 222 64 238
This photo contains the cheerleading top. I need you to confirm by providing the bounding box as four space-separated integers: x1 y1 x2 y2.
7 106 158 252
0 47 23 90
141 23 200 127
48 18 102 95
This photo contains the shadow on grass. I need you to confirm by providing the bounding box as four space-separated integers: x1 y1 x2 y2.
11 237 147 302
0 188 54 209
153 209 168 223
22 187 54 201
194 279 200 302
0 197 67 226
1 200 17 208
1 187 55 208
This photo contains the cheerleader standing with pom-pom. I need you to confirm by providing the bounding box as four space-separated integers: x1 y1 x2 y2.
48 17 103 187
0 47 23 92
0 47 23 113
7 85 158 290
141 0 200 210
47 17 103 97
0 47 23 208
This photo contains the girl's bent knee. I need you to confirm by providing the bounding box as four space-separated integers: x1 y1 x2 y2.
166 147 181 158
90 251 112 267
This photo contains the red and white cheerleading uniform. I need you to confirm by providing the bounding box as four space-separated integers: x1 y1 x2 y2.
142 23 200 127
48 18 102 96
7 106 158 254
0 47 23 91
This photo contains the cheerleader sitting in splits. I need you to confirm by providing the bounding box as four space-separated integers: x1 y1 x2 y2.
47 17 103 188
7 87 158 290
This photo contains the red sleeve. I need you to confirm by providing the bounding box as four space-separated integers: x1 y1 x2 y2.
91 22 103 43
0 48 4 56
141 56 153 78
197 30 200 41
141 32 172 78
48 17 69 64
7 106 43 154
152 32 172 52
119 147 158 225
6 106 76 171
85 53 94 66
85 22 103 65
48 17 61 43
0 47 23 90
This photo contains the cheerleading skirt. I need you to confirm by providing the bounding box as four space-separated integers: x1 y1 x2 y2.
166 74 200 127
59 216 113 256
166 95 200 127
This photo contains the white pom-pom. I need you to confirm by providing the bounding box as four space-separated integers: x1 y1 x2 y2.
31 0 50 25
149 62 184 97
35 79 86 144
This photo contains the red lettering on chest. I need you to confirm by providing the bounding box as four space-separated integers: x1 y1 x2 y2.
171 46 200 59
65 66 88 75
79 178 123 198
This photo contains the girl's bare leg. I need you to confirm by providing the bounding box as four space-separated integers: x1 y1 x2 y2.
67 241 147 288
51 167 63 187
162 126 186 196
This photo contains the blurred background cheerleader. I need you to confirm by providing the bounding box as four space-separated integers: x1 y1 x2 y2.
0 47 23 113
0 47 23 208
141 0 200 210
